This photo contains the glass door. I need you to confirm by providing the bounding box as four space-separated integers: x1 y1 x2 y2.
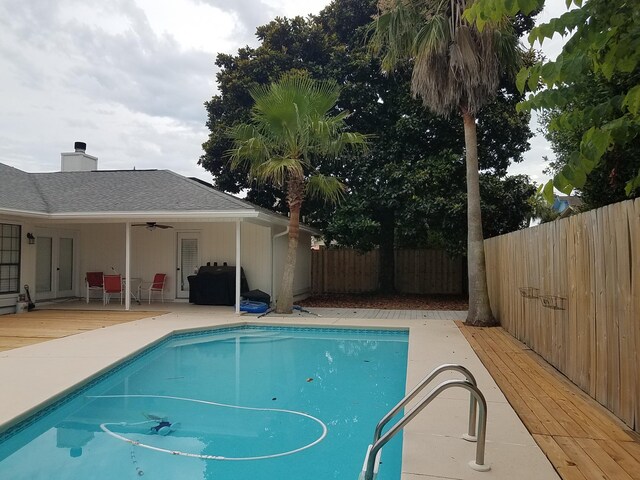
35 231 76 300
177 232 200 299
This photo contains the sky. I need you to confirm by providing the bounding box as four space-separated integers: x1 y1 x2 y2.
0 0 568 185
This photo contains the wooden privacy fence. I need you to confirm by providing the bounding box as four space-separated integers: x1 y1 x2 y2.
484 198 640 432
311 248 464 295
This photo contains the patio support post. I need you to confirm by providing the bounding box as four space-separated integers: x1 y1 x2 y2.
235 220 241 314
125 222 131 311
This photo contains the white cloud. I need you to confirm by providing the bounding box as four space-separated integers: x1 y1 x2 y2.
0 0 570 186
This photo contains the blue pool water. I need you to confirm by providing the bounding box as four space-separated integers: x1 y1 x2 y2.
0 326 408 479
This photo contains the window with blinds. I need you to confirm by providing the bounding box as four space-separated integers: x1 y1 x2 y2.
0 223 21 294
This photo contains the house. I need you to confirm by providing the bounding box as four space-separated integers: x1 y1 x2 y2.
0 143 317 314
553 195 583 219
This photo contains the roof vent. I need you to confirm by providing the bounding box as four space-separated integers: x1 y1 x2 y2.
74 141 87 153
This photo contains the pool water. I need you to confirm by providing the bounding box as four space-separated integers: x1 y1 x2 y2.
0 326 408 479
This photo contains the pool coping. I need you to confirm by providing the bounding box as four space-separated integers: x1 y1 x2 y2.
0 309 560 479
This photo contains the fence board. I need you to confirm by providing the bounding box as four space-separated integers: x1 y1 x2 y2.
632 199 640 430
485 198 639 433
311 248 463 295
617 201 634 426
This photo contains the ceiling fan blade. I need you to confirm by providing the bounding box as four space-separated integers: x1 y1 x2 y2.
131 222 173 229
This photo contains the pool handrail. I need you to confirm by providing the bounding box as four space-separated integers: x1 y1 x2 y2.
362 379 489 480
372 363 478 445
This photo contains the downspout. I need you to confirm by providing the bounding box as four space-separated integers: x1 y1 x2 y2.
271 227 289 306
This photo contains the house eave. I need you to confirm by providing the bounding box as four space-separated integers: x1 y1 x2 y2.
0 208 259 222
0 207 321 234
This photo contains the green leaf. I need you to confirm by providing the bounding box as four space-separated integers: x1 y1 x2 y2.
516 67 529 93
554 172 571 194
572 164 587 188
622 85 640 116
625 169 640 195
504 0 518 15
580 127 611 164
476 15 486 33
526 65 540 91
521 0 543 15
542 180 555 203
540 61 558 87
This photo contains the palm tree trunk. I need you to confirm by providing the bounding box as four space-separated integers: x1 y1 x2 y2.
276 178 303 314
462 111 497 327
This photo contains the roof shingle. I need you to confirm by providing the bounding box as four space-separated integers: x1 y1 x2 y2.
1 165 257 214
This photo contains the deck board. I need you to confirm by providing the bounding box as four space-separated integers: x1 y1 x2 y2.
458 322 640 480
0 310 160 352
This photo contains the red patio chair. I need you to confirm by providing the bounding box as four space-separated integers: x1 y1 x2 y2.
103 274 123 305
85 272 103 304
142 273 167 304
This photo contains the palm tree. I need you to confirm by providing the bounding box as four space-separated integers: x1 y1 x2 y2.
369 0 521 326
227 73 368 314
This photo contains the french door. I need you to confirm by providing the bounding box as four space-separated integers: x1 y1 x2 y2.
35 230 76 300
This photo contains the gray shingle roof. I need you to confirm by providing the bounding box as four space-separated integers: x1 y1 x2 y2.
0 163 49 212
0 164 257 214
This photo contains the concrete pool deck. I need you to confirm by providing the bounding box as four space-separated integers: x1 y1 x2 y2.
0 305 559 480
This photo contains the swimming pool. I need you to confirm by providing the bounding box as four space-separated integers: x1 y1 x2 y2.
0 325 408 479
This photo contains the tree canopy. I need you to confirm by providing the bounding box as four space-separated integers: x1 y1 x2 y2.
466 0 640 202
540 72 640 209
200 0 536 291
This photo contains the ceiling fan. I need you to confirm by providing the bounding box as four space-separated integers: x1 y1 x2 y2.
132 222 174 231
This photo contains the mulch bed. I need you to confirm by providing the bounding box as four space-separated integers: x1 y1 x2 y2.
297 293 468 310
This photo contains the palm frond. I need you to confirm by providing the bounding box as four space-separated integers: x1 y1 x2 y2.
225 71 368 206
414 13 449 56
226 123 270 171
256 156 305 187
369 1 422 73
306 174 346 205
327 131 370 158
370 0 522 116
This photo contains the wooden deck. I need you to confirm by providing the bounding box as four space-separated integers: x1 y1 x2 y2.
458 322 640 480
0 310 159 352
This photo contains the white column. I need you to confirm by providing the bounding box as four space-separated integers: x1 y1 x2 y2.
125 222 131 311
235 220 241 314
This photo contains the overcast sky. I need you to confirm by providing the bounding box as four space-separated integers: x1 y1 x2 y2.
0 0 568 185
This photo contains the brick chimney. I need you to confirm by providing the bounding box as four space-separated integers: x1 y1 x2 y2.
61 142 97 172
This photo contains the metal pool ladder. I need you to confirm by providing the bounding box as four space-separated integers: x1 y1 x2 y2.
359 364 490 480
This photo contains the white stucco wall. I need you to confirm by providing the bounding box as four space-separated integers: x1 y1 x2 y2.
240 222 272 296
